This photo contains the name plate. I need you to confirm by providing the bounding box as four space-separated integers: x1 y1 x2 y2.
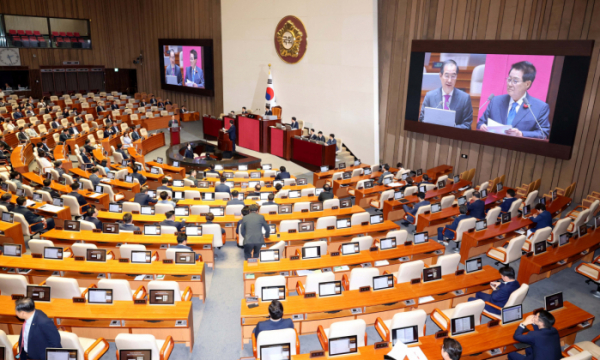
359 286 371 292
332 206 339 210
119 258 130 263
488 319 500 328
304 292 316 298
269 211 277 215
310 350 325 358
132 211 140 214
247 258 258 264
290 256 300 260
74 256 85 261
455 269 465 276
162 259 173 264
405 241 413 246
301 209 308 213
32 253 42 259
374 342 390 349
370 246 378 252
288 229 297 233
92 229 102 233
435 331 448 339
411 278 421 284
134 231 142 235
361 221 369 226
281 196 288 199
11 294 24 300
330 252 340 257
327 226 335 230
308 194 314 197
134 299 147 305
73 297 86 303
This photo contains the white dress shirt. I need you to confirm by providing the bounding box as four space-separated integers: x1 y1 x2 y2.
23 310 36 352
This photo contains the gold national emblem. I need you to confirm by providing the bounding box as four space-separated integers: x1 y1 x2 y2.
274 16 307 64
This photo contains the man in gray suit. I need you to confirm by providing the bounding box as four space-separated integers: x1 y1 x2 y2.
89 167 101 188
419 59 473 129
166 49 182 85
240 204 270 260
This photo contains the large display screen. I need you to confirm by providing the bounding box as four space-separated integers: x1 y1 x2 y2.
158 39 214 96
405 40 593 159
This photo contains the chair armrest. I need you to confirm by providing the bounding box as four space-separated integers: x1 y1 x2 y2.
81 284 97 297
12 341 18 357
39 279 47 285
488 247 507 262
375 317 390 342
575 263 600 281
133 285 147 300
84 337 109 360
563 344 586 358
403 212 416 224
182 287 193 301
107 250 115 260
296 281 305 295
159 335 174 360
294 328 301 355
152 250 159 261
592 334 600 344
383 270 390 275
484 301 502 311
28 220 44 232
317 325 328 351
430 308 451 330
342 274 349 291
197 254 203 262
251 283 255 297
445 228 457 240
64 247 73 257
593 255 600 265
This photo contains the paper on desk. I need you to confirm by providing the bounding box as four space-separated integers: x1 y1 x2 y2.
407 347 427 360
418 295 435 304
38 204 64 213
486 119 512 134
333 265 350 272
25 200 35 207
296 270 322 276
387 182 402 187
134 275 146 281
385 340 408 360
375 260 390 267
87 193 101 198
100 178 111 183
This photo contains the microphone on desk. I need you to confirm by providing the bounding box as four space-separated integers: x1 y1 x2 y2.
522 97 548 140
480 93 495 110
435 100 444 109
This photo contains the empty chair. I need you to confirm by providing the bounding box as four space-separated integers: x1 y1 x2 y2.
184 190 201 200
482 283 529 319
562 351 594 360
259 205 278 215
253 329 300 359
202 223 224 249
115 333 174 360
215 193 230 201
403 204 430 228
375 309 427 342
549 218 572 243
122 202 141 213
283 178 296 186
436 253 461 275
279 220 300 233
351 236 373 251
119 244 157 262
155 203 174 214
269 241 286 256
0 329 17 360
99 184 125 203
45 277 87 299
441 195 455 209
0 274 28 296
562 335 600 359
350 212 370 226
316 216 336 229
61 195 85 218
275 190 289 199
523 190 539 208
395 260 425 284
59 331 109 360
28 239 71 257
300 188 315 197
384 229 408 245
507 198 523 219
445 217 477 252
486 207 502 224
147 281 192 301
296 271 335 295
351 168 364 177
344 267 379 290
191 205 210 215
568 209 591 233
292 202 309 212
575 255 600 298
97 279 145 301
431 299 485 331
404 186 418 197
486 235 527 266
302 240 328 256
522 226 553 252
370 189 394 210
317 319 367 352
72 243 114 260
251 275 286 297
160 225 178 235
226 204 244 216
323 199 340 210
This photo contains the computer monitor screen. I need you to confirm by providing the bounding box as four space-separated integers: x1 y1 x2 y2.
149 290 175 305
301 246 320 259
559 233 569 246
338 162 346 169
414 232 428 244
336 218 351 229
596 216 600 230
476 219 487 231
297 178 307 185
261 286 285 302
238 165 248 171
223 172 234 178
481 189 488 198
259 344 291 360
342 171 351 179
202 192 214 200
262 164 272 170
198 181 210 188
501 212 511 224
151 167 159 175
118 350 151 360
64 220 80 232
328 336 358 356
320 166 329 172
341 242 360 255
1 213 13 223
144 225 161 235
451 315 475 336
422 266 442 283
278 204 292 214
454 175 460 183
259 192 270 200
173 191 184 200
102 223 119 234
318 281 342 297
107 172 115 180
16 189 24 196
465 258 483 273
438 180 446 188
502 304 523 325
379 237 397 250
250 173 261 180
121 160 129 166
131 250 152 263
364 167 372 175
147 190 156 198
431 203 441 213
545 292 564 311
224 181 234 188
86 248 107 262
416 169 423 176
534 241 547 255
340 199 352 208
125 175 133 183
33 193 43 202
394 191 404 200
2 244 21 257
579 224 588 238
213 164 223 170
419 185 426 193
298 221 314 232
53 198 64 207
370 214 383 225
497 183 504 192
236 192 245 200
185 226 201 236
156 157 163 164
310 202 323 212
209 207 224 216
0 183 7 192
522 204 531 216
44 247 63 260
175 251 196 264
373 274 394 291
458 196 467 206
87 288 113 304
383 177 392 186
94 185 103 194
172 180 184 187
46 348 78 360
364 181 374 189
401 173 408 180
141 206 155 215
288 190 300 198
175 206 189 216
27 285 51 302
539 197 547 205
392 325 419 346
259 249 280 262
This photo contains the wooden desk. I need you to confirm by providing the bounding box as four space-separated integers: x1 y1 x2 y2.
0 296 195 350
313 164 371 188
459 196 572 264
11 144 33 173
101 135 120 155
53 144 73 170
110 164 164 190
240 265 500 345
146 161 185 179
270 127 302 160
65 133 90 155
202 115 223 140
242 240 445 294
169 184 314 195
141 115 178 132
0 222 25 247
332 172 387 198
137 132 165 155
218 130 233 152
69 168 140 194
291 137 336 171
517 227 600 284
0 254 206 301
21 173 110 210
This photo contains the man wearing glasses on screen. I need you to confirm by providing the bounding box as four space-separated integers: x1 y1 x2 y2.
477 61 550 139
419 59 474 129
185 49 205 88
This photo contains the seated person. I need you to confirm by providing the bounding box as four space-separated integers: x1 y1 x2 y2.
186 170 198 187
173 233 199 260
0 193 14 212
83 206 102 229
160 210 186 232
275 166 290 180
116 144 129 159
13 196 55 232
253 300 294 338
205 212 225 236
467 191 485 220
215 177 230 193
437 205 472 244
131 166 147 186
290 117 299 129
157 191 176 209
378 164 391 185
133 189 157 206
227 190 244 206
54 161 66 177
326 134 338 151
80 149 93 169
468 266 520 315
418 174 432 187
399 177 415 191
83 139 95 154
509 310 561 360
315 131 326 142
37 150 53 170
69 182 91 212
529 203 552 233
10 171 23 189
41 179 60 198
157 178 171 191
500 189 519 213
263 193 277 206
401 192 430 225
318 184 334 202
246 184 262 198
120 213 140 232
89 167 101 188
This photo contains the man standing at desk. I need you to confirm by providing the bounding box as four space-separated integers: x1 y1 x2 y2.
16 297 61 360
166 49 182 85
185 49 204 88
226 119 236 152
168 115 179 128
240 204 270 259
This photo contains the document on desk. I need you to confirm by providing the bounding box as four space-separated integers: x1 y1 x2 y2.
385 340 408 360
296 270 315 276
87 193 102 198
333 265 350 272
134 275 146 281
25 200 36 207
387 182 402 187
100 178 111 183
375 260 390 267
418 296 435 304
38 204 64 213
407 347 427 360
485 119 512 134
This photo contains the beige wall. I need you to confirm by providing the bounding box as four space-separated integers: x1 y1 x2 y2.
221 0 379 164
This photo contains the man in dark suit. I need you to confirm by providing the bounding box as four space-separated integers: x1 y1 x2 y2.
318 184 334 203
402 192 430 225
264 105 273 116
134 190 157 206
253 300 295 338
508 310 561 360
16 127 28 142
467 191 485 219
120 213 140 232
84 205 103 229
241 107 249 115
130 127 141 141
275 166 290 180
110 123 120 135
103 125 114 139
438 205 472 242
41 179 60 198
0 193 14 212
184 144 194 159
469 266 520 315
240 204 270 259
215 177 231 194
500 188 519 213
327 134 338 151
307 128 317 140
139 100 147 107
168 115 179 128
67 124 79 136
131 166 147 186
166 49 183 85
185 49 204 88
530 203 552 233
157 101 165 108
165 99 172 106
16 297 61 360
0 135 12 152
110 101 119 110
50 118 61 129
83 139 95 154
186 170 198 187
80 148 93 169
419 59 473 129
54 161 66 177
377 164 391 185
39 138 52 155
246 184 262 198
12 110 24 120
417 174 433 187
62 107 70 117
477 61 550 140
226 119 236 152
160 210 186 232
13 196 55 232
150 96 157 105
69 182 90 212
157 178 171 192
89 167 101 188
290 117 299 129
96 104 105 113
315 131 326 143
227 190 245 206
59 129 71 142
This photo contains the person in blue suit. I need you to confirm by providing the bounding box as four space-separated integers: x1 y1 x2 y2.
469 266 520 315
468 191 485 219
477 61 550 140
166 49 183 85
500 188 519 213
253 300 294 338
327 134 338 151
185 49 204 88
438 205 472 243
16 297 61 360
508 310 562 360
417 174 433 187
402 192 430 226
290 117 299 129
226 120 236 152
184 143 194 159
377 164 392 185
530 203 552 233
275 166 290 180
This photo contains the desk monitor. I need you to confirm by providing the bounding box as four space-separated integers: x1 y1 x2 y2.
1 213 13 223
209 207 224 216
185 226 201 236
364 180 374 189
259 192 270 200
578 224 588 238
552 189 557 201
320 166 329 172
370 214 383 225
457 196 467 206
86 248 107 262
539 197 547 205
173 161 181 167
173 191 184 200
336 218 351 229
297 178 307 186
364 167 372 175
450 315 475 336
558 233 569 246
414 232 428 245
156 157 163 164
46 348 78 360
392 325 419 346
238 165 248 171
33 193 43 202
522 204 531 217
496 183 504 192
379 237 397 250
501 212 511 224
223 172 234 179
131 250 152 263
278 204 292 214
502 304 523 325
534 241 547 255
394 191 404 200
263 164 272 170
298 221 314 232
2 244 21 257
107 172 115 180
236 192 245 200
419 185 427 193
373 274 394 291
259 343 291 360
545 292 563 311
172 180 184 187
118 350 151 360
224 181 234 188
87 288 113 304
0 183 6 192
198 181 210 188
465 258 483 273
259 249 280 262
341 242 360 255
340 199 352 209
338 162 346 170
401 173 408 180
27 285 51 302
175 206 189 217
431 203 441 213
250 172 261 179
140 205 157 215
146 190 156 198
121 160 129 167
102 223 119 234
124 175 134 183
150 167 160 175
341 171 351 180
53 198 64 207
595 216 600 230
416 169 423 176
213 164 224 170
261 285 285 302
273 180 284 188
202 192 214 200
438 180 446 188
288 190 301 199
328 335 358 356
15 188 25 196
315 188 324 196
318 281 342 297
310 202 323 212
480 189 488 198
475 219 487 231
93 185 103 194
422 266 442 283
261 224 276 235
175 251 196 264
64 220 80 232
302 246 320 259
143 225 161 235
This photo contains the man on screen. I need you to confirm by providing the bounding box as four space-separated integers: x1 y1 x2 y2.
185 49 204 88
419 59 473 129
166 49 182 85
477 61 550 139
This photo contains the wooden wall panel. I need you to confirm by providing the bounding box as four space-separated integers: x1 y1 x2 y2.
379 0 600 203
0 0 223 115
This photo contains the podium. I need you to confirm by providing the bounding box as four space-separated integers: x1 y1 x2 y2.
270 127 302 160
218 130 233 152
170 126 181 145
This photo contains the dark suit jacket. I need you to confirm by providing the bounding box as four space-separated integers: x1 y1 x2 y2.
17 132 28 142
131 131 141 141
318 190 334 203
407 200 430 216
18 310 62 360
13 205 43 225
50 121 60 129
96 106 105 113
419 87 473 129
265 110 273 115
111 104 119 110
59 133 70 142
70 191 88 206
227 125 236 141
150 99 157 105
477 93 550 139
116 150 128 160
486 280 520 314
513 324 562 360
500 197 518 213
290 121 299 129
227 199 245 206
531 211 552 232
185 66 204 87
215 184 231 193
132 172 147 185
41 187 60 199
275 171 290 180
134 193 156 206
85 216 103 229
315 135 326 142
378 171 392 185
253 318 295 338
240 212 270 244
0 200 14 212
160 219 185 232
327 139 338 151
446 214 472 231
468 199 485 219
184 149 194 159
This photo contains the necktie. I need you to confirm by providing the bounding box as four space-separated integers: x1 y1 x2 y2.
443 94 450 110
21 320 25 352
171 67 174 76
507 102 518 126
